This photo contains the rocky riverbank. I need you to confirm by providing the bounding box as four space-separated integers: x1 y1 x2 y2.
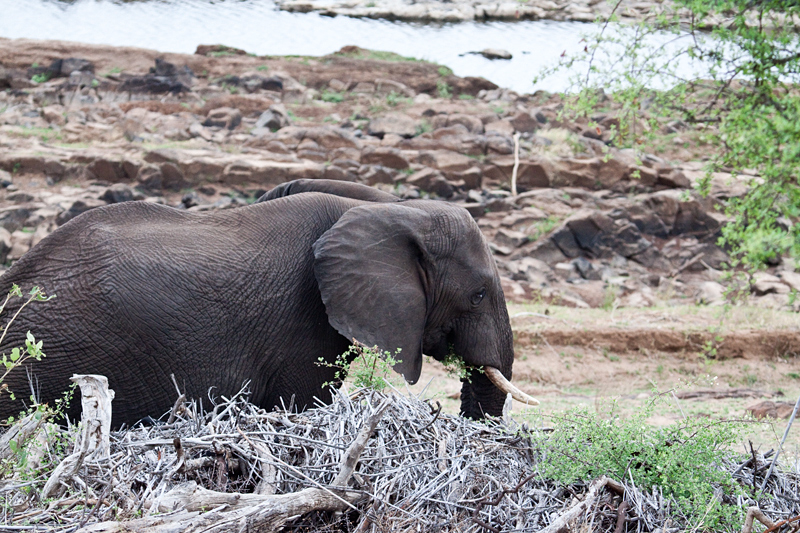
0 38 797 312
273 0 734 25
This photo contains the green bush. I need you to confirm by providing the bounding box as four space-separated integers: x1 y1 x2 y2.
30 73 51 84
321 90 345 103
386 91 410 107
526 399 749 530
318 344 402 391
0 284 67 479
436 80 452 99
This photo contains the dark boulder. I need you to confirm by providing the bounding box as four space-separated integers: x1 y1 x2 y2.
100 184 137 204
672 201 720 236
119 76 188 95
27 57 94 81
551 227 581 258
56 200 101 226
255 105 291 131
0 207 30 233
57 58 95 76
119 58 194 94
218 75 283 93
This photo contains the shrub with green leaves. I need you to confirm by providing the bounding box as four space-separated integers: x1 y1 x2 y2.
318 343 402 391
526 399 749 530
438 347 482 382
0 284 68 479
30 73 51 84
386 91 410 107
528 216 561 241
436 80 452 99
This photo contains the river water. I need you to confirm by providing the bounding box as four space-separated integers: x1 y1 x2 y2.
0 0 702 93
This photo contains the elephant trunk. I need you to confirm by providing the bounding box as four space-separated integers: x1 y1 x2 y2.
459 370 506 419
459 366 538 419
456 285 535 418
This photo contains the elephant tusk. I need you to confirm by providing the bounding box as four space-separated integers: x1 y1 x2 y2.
484 366 540 406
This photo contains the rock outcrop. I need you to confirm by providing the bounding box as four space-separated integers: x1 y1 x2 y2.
0 40 795 312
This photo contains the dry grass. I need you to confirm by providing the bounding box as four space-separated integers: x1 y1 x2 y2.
508 302 800 333
407 303 800 463
529 127 581 158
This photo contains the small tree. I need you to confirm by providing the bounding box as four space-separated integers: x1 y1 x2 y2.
544 0 800 271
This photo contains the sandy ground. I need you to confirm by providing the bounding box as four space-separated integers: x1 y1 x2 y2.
395 304 800 464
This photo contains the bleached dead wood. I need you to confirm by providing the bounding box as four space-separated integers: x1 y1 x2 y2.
41 374 114 500
760 392 800 491
79 487 362 533
40 418 91 500
0 409 49 460
248 438 278 495
3 381 799 532
22 422 58 474
741 506 775 533
510 132 521 197
75 395 390 532
538 476 624 533
71 374 115 460
669 252 705 277
332 398 391 488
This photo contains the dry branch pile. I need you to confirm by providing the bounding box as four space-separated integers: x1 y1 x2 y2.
0 381 799 532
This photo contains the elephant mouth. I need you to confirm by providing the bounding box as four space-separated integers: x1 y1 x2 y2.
484 367 540 406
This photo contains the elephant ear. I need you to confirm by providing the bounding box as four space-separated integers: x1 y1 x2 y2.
313 204 431 384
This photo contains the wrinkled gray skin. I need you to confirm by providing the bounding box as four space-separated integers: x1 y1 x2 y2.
0 180 514 426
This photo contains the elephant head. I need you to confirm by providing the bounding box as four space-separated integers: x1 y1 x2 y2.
312 200 537 418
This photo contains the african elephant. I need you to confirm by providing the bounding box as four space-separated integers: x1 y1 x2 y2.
0 180 534 425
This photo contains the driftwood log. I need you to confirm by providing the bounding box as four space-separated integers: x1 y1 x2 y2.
78 487 364 533
538 476 625 533
72 374 115 461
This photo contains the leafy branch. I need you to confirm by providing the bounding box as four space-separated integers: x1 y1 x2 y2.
0 285 54 401
318 342 403 392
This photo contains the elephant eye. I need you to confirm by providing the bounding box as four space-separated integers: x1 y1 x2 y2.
470 287 486 306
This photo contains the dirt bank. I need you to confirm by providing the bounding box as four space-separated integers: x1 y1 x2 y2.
409 304 799 454
521 328 800 359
